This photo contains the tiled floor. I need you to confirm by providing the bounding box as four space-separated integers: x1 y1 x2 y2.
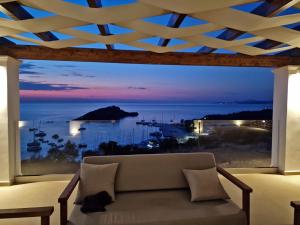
0 174 299 225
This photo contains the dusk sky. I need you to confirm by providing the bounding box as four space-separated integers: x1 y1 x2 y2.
19 61 274 102
9 0 288 103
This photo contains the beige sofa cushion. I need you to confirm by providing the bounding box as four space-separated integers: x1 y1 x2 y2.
75 163 119 203
183 167 230 202
69 190 246 225
83 153 216 192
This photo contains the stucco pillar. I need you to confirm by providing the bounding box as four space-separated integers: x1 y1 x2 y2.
272 66 300 174
0 56 20 185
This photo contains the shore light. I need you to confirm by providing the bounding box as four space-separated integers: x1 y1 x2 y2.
18 121 26 128
235 120 243 127
69 121 82 136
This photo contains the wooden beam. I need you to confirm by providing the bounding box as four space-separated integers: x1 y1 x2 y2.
197 0 295 53
158 13 186 47
0 37 15 45
1 45 300 67
1 1 58 41
86 0 114 50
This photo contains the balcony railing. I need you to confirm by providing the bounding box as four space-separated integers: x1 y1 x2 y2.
19 119 272 175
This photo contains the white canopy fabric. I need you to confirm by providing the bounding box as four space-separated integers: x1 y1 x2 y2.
0 0 300 55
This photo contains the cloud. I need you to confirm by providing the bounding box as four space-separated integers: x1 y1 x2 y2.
20 80 88 91
27 75 42 78
61 71 96 78
20 62 45 75
20 62 44 70
20 62 39 70
56 65 77 68
128 86 147 90
20 70 41 75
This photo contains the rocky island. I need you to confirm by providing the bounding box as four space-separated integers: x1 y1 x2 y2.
74 106 138 120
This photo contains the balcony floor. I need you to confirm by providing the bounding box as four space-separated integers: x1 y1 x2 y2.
0 173 299 225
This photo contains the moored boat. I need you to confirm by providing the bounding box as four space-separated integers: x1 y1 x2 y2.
27 145 42 152
35 131 46 137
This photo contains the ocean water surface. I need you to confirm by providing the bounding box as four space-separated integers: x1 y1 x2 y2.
21 102 272 121
20 102 272 160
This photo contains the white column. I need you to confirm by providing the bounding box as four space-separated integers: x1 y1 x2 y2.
0 56 20 185
272 66 300 174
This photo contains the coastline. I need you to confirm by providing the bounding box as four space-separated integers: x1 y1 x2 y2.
21 143 271 175
20 102 273 175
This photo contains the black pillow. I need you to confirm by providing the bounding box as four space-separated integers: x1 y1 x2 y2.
80 191 112 214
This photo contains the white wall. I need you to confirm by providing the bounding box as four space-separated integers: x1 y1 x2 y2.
0 56 20 185
272 66 300 173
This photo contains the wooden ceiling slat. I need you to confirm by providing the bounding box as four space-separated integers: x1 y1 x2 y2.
276 24 300 56
1 45 300 67
249 25 300 51
86 0 114 50
251 0 296 17
277 47 300 56
0 5 16 45
197 0 295 53
1 1 58 41
158 13 186 47
0 0 299 56
252 0 300 54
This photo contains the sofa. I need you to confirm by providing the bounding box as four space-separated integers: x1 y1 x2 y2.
59 153 252 225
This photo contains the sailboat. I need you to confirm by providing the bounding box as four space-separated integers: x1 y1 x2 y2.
27 140 41 152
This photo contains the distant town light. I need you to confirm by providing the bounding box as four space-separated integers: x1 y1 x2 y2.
262 120 266 123
71 128 79 136
18 121 26 128
193 120 203 134
235 120 243 127
69 121 82 136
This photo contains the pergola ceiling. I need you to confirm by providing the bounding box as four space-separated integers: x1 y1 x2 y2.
1 0 300 56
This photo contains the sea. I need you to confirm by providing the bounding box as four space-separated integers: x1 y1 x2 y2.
20 102 272 160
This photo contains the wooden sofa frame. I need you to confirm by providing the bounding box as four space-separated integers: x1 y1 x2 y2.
58 167 253 225
0 206 54 225
291 201 300 225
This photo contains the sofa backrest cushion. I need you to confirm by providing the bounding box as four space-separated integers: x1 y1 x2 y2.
83 152 216 192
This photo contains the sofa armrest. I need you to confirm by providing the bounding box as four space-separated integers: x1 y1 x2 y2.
217 166 252 193
58 170 80 225
0 206 54 225
217 166 253 225
291 201 300 225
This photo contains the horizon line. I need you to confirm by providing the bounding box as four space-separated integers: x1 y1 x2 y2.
20 99 273 104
